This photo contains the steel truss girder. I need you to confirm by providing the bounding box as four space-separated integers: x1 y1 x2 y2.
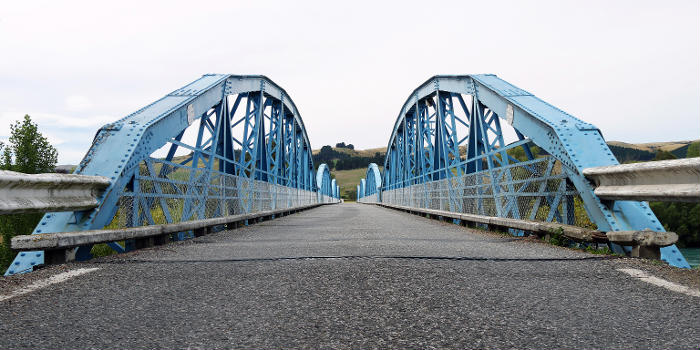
380 75 689 268
365 163 382 197
6 75 320 275
316 163 333 197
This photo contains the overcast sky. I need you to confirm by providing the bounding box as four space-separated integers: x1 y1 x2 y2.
1 0 698 164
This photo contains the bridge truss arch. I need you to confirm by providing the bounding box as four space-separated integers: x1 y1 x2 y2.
7 74 339 275
315 163 339 200
373 74 688 267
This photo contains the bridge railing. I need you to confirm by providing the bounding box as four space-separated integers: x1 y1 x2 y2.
357 193 379 204
379 156 583 225
0 170 110 215
11 203 326 266
2 169 339 274
115 161 329 228
583 158 700 202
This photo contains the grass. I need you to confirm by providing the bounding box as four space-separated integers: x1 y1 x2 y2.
332 166 384 200
607 140 698 153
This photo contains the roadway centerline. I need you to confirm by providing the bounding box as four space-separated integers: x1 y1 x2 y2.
0 268 99 302
617 268 700 297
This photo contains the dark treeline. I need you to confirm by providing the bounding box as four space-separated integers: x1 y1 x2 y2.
312 145 384 171
335 142 354 150
608 145 655 163
335 152 384 170
644 142 700 248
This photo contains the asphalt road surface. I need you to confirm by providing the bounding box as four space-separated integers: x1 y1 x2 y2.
1 203 698 349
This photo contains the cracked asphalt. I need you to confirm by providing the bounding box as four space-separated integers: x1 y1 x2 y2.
1 203 698 349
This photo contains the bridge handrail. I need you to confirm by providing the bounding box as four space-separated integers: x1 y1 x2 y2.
11 202 329 264
583 158 700 202
371 202 678 259
0 171 110 215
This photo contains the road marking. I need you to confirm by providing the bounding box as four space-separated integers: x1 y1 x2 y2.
0 268 99 302
617 268 700 298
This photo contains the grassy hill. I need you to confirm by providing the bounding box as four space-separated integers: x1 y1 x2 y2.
333 167 380 200
607 140 696 153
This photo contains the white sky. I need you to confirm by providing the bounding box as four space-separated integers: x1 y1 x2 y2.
1 0 698 164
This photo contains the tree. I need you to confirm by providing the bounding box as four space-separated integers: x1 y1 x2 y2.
687 141 700 158
1 115 58 173
653 150 677 161
335 142 346 148
1 115 59 272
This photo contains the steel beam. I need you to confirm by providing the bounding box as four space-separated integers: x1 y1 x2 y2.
583 158 700 202
0 171 110 214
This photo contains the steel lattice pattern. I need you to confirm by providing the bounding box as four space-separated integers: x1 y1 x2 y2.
367 156 590 227
114 158 328 228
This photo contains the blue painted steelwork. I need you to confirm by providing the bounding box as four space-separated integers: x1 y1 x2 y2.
331 179 338 198
374 75 689 268
364 163 382 197
6 75 332 275
316 163 333 198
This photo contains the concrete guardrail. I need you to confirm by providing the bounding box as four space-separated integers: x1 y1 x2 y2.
0 170 111 214
12 203 329 265
582 158 700 202
372 202 677 260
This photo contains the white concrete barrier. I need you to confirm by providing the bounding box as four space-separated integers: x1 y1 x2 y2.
582 158 700 202
0 171 111 214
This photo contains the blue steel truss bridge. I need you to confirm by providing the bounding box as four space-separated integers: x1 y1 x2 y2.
1 73 698 350
5 74 341 275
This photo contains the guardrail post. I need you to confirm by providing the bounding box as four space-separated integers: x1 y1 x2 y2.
44 248 74 265
134 237 155 249
194 227 208 237
632 245 661 260
153 234 169 246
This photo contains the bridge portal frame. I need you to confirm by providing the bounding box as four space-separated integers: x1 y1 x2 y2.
373 75 688 268
6 74 338 275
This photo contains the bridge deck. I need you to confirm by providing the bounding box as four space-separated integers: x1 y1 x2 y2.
1 203 698 349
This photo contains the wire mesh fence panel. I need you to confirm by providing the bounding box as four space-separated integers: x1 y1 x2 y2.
378 156 588 227
111 157 336 229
